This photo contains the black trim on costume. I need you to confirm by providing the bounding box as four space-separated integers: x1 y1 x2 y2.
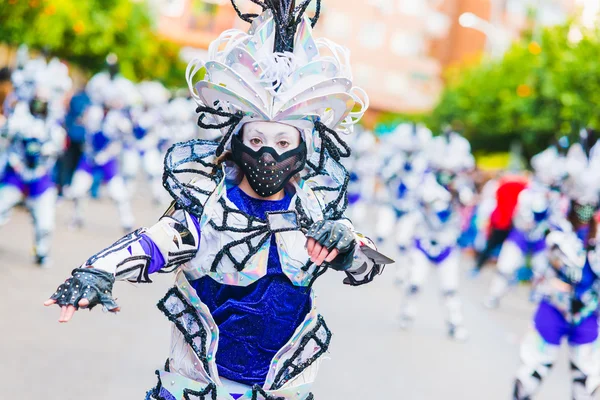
264 210 300 233
86 228 146 266
270 315 331 390
157 287 212 376
148 370 219 400
183 384 218 400
162 139 223 218
115 254 152 283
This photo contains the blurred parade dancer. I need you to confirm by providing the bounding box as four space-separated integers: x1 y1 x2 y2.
398 174 469 341
0 94 66 266
5 47 46 114
343 127 379 227
426 129 476 203
122 81 171 204
44 2 393 399
484 146 566 309
66 58 136 231
376 123 430 280
57 89 91 192
472 173 528 274
513 160 600 400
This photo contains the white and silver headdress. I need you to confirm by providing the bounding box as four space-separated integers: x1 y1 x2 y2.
164 0 369 220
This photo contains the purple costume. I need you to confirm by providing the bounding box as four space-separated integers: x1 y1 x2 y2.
1 166 53 198
76 156 119 183
506 228 546 254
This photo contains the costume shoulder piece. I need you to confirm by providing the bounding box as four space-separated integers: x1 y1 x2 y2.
163 139 222 217
163 0 369 220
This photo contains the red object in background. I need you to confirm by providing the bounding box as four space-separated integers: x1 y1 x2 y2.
490 175 528 230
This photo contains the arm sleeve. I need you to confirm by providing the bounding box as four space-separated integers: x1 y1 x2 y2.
84 202 201 282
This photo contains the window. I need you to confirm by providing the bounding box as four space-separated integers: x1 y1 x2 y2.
390 32 425 57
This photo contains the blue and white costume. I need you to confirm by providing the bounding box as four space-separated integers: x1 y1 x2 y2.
122 81 171 204
397 174 469 340
47 3 392 399
0 101 66 265
343 127 378 226
67 72 136 231
485 146 567 308
426 130 475 203
375 124 430 270
513 143 600 399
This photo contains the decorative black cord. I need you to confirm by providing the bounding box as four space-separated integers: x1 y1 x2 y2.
229 0 260 23
157 287 212 376
310 0 320 27
251 386 284 400
314 120 352 161
162 139 222 217
195 105 243 157
148 371 218 400
229 0 322 52
271 315 331 390
183 385 218 400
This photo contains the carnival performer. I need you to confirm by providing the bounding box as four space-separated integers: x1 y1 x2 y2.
122 81 171 204
0 97 66 266
427 129 475 201
471 172 528 275
513 157 600 400
375 123 430 281
484 146 566 309
343 126 378 227
397 174 469 340
44 3 392 400
66 60 136 231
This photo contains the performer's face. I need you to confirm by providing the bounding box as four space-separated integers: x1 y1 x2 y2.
241 121 301 153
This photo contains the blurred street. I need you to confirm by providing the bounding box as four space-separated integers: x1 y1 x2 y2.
0 194 579 400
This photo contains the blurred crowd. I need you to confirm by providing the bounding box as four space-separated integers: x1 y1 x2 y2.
0 47 210 267
343 121 600 398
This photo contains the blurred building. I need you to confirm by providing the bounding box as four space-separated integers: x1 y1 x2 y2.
156 0 574 114
441 0 574 63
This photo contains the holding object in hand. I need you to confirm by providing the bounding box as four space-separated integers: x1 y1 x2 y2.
305 220 356 270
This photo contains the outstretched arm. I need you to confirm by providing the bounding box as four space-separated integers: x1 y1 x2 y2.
44 202 200 322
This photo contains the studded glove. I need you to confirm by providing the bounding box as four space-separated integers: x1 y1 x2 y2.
49 268 119 311
306 220 356 271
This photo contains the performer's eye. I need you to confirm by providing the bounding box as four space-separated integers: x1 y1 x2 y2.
249 138 262 146
278 140 289 148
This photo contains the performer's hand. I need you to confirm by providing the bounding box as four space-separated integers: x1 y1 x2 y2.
305 220 355 267
306 237 339 266
44 267 120 322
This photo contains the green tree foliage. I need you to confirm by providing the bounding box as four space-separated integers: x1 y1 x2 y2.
0 0 186 87
430 23 600 157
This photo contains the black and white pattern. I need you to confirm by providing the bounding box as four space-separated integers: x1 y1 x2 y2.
270 315 332 390
158 287 212 376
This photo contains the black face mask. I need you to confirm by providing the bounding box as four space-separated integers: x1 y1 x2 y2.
230 134 307 197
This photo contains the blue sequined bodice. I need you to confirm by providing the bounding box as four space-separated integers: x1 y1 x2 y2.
191 185 311 387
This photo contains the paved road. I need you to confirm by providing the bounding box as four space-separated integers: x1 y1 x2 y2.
0 195 584 399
